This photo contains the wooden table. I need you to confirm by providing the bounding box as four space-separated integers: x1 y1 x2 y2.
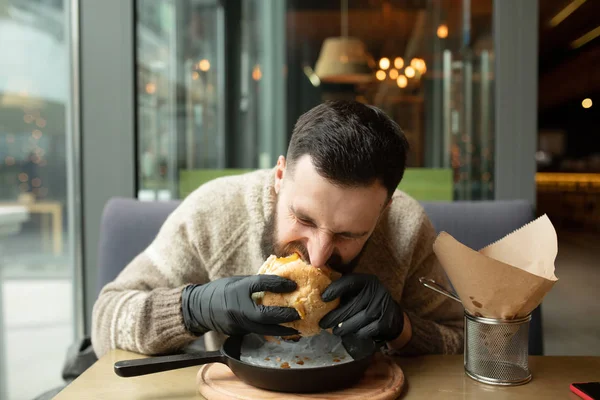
55 349 600 399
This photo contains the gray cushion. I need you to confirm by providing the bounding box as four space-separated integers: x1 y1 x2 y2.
97 198 180 296
421 200 533 250
96 197 542 354
97 199 534 293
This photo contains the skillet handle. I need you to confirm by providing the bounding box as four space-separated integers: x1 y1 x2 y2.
114 351 225 377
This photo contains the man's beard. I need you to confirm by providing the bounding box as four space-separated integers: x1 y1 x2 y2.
260 197 367 275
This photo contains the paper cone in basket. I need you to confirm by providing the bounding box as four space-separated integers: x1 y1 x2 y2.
432 214 558 320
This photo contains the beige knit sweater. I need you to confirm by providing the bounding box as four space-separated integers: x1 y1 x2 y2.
91 169 464 358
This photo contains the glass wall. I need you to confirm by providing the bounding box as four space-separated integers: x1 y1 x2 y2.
137 0 226 200
0 0 76 398
136 0 494 201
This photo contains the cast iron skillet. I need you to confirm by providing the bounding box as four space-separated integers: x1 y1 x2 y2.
114 334 378 393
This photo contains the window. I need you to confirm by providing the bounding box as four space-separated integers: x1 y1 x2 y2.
136 0 494 201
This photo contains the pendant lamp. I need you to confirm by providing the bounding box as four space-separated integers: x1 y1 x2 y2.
314 0 375 84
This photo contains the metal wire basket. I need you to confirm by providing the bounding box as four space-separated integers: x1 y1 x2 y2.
464 312 532 386
419 277 532 386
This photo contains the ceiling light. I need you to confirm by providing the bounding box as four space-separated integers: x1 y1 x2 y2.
437 24 448 39
549 0 586 28
379 57 390 70
571 25 600 48
582 98 592 108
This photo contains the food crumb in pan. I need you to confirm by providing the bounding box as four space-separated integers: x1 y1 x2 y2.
264 357 270 361
240 331 354 369
280 362 291 369
296 360 304 365
333 359 340 362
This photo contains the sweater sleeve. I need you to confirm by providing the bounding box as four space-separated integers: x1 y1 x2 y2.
394 213 464 356
91 196 210 358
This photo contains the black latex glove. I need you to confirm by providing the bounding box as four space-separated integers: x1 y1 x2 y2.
182 275 300 337
319 273 404 342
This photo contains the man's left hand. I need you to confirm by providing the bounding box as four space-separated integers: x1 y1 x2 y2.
319 273 404 342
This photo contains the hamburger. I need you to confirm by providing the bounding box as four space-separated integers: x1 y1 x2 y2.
253 253 341 337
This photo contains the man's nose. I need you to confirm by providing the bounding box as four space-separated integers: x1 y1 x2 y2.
307 231 334 268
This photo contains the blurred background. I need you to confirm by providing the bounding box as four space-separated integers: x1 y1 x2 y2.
0 0 598 399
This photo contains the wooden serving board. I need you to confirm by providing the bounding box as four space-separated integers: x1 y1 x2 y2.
196 354 405 400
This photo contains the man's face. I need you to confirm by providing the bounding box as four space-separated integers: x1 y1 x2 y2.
269 155 389 273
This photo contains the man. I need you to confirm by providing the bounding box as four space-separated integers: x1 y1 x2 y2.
92 100 463 358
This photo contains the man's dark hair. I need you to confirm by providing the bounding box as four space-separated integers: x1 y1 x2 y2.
286 100 410 198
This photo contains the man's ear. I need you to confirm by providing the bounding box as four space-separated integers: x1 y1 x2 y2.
274 155 286 194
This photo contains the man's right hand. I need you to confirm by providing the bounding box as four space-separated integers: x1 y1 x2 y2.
181 275 300 337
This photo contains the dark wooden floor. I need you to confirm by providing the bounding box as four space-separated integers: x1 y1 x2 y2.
542 230 600 355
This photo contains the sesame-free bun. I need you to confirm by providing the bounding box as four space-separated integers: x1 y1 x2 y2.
255 253 341 337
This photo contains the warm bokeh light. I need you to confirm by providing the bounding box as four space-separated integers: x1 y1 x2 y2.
18 173 28 182
252 64 262 81
437 24 449 38
396 75 408 88
36 118 46 128
32 178 42 188
192 71 199 80
405 66 416 78
582 98 592 108
394 57 404 69
5 156 15 166
379 57 390 70
32 129 43 140
198 59 210 72
411 58 426 72
376 70 387 81
389 69 399 80
145 82 156 94
24 114 34 124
